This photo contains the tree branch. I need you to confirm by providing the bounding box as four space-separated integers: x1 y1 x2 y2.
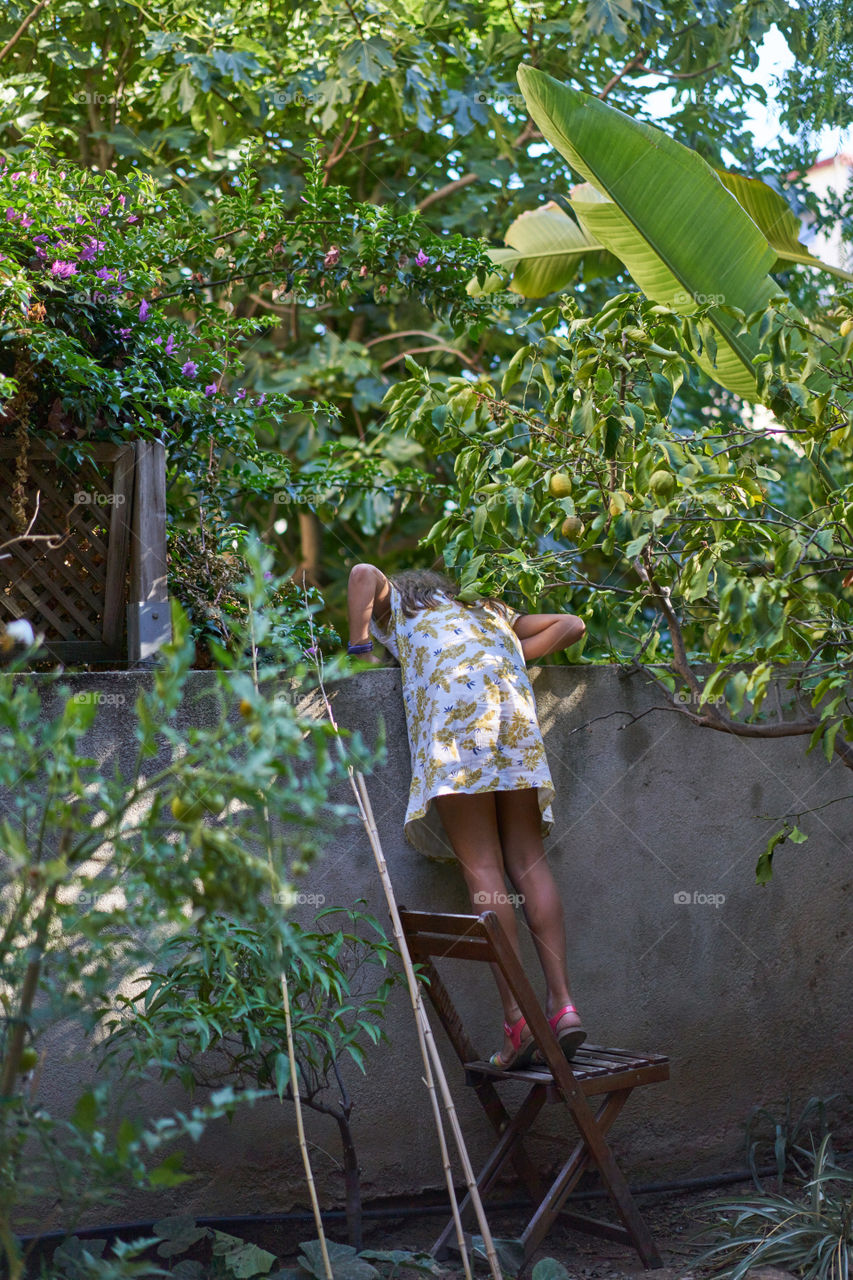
598 49 648 100
632 59 722 81
415 121 540 211
380 344 479 370
0 0 50 63
415 172 479 212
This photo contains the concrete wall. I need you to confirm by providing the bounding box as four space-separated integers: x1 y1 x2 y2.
12 667 853 1226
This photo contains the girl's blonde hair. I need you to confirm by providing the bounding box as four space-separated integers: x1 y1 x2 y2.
389 568 514 621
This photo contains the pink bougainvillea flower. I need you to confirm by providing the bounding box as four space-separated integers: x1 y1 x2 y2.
20 213 33 228
204 382 218 396
75 214 85 224
126 213 138 223
138 298 149 320
182 361 198 378
414 249 430 267
10 172 24 182
255 393 266 406
235 388 247 399
118 195 126 207
50 260 77 278
35 247 47 259
79 237 106 262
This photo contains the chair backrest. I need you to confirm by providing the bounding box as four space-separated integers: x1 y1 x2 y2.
400 906 587 1102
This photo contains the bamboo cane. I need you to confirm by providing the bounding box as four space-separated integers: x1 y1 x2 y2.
351 769 503 1280
313 675 501 1280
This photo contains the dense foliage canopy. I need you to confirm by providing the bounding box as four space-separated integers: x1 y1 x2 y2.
2 0 853 827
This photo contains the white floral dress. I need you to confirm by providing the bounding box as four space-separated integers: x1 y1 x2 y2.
369 585 556 862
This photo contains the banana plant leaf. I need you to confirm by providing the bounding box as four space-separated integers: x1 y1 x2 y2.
516 63 783 399
715 168 853 282
467 200 619 298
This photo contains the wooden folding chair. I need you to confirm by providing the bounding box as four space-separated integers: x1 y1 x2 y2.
399 909 670 1270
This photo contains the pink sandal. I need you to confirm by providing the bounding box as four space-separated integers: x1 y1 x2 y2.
547 1003 587 1061
489 1014 538 1071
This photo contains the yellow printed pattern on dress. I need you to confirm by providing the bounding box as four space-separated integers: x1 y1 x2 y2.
369 586 556 862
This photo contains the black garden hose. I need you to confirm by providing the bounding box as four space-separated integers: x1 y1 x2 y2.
16 1155 853 1247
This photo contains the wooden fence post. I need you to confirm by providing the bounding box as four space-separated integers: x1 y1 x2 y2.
127 439 171 663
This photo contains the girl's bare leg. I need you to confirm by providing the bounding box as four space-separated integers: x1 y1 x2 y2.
495 787 581 1030
432 790 532 1063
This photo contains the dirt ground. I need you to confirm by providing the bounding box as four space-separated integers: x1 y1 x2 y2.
363 1186 725 1280
236 1181 758 1280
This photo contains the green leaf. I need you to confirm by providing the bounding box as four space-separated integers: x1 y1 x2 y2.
154 1216 210 1258
716 169 853 282
149 1151 192 1188
603 414 621 458
501 344 532 394
571 396 595 433
471 1236 526 1277
298 1241 380 1280
755 826 790 884
212 1231 277 1278
532 1261 571 1280
474 201 617 298
823 719 841 763
338 37 395 86
72 1089 98 1135
516 66 780 400
651 372 673 416
624 532 651 558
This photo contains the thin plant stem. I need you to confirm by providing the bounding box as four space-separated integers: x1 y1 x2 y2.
353 770 502 1280
280 968 334 1280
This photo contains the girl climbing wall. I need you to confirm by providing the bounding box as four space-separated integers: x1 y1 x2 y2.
346 563 587 1070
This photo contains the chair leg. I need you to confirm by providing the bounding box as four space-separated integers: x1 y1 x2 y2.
519 1088 665 1268
432 1084 548 1259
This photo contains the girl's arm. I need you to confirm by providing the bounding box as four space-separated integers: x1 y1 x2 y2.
512 612 585 663
347 563 391 653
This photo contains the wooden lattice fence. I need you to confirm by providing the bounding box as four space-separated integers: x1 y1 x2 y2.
0 439 170 664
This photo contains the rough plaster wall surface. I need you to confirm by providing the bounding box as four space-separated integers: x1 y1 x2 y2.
9 667 853 1227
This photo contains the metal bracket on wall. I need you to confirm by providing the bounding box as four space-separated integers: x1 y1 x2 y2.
127 599 171 663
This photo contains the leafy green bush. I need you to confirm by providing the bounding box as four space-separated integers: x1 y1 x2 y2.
0 543 372 1279
42 1222 442 1280
105 905 405 1249
745 1094 843 1190
694 1135 853 1280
